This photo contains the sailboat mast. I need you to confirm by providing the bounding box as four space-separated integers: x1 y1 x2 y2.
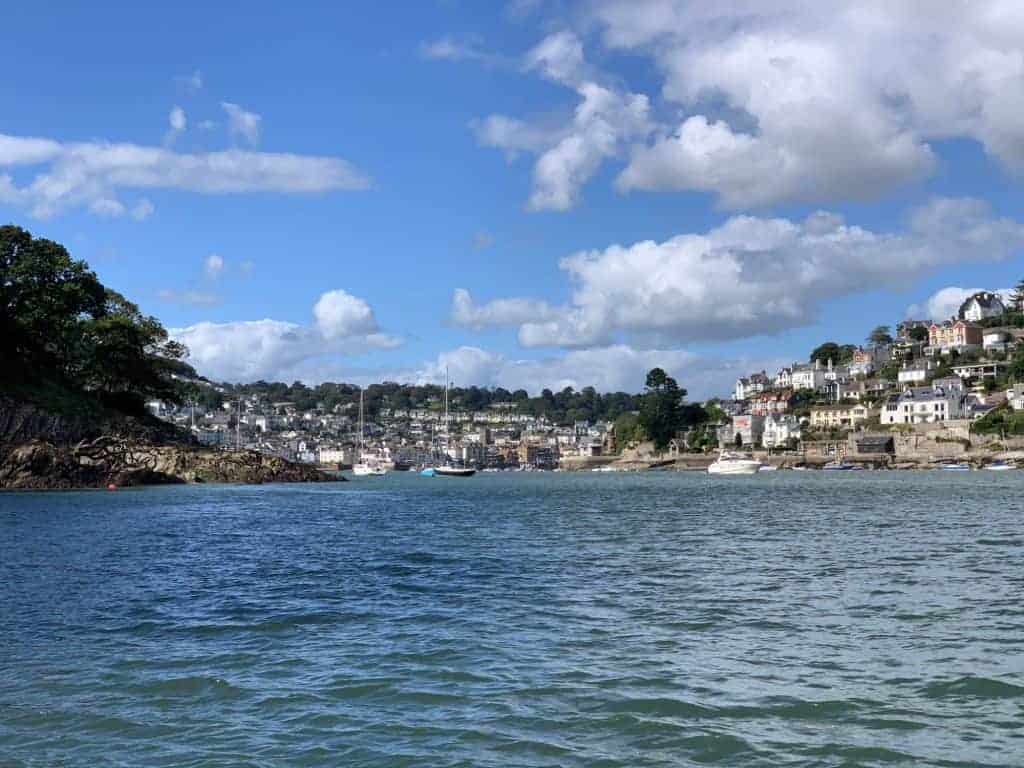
358 389 364 454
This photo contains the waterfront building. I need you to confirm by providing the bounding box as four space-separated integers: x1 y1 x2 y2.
880 383 965 425
809 404 875 430
762 414 801 449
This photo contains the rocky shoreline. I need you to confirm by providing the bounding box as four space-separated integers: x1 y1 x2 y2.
0 397 339 490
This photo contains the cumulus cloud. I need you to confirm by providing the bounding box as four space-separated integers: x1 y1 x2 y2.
131 198 155 221
457 197 1024 347
474 31 651 210
172 290 400 381
312 289 379 340
391 344 784 400
906 286 1013 321
221 102 262 145
477 1 1024 208
0 131 370 218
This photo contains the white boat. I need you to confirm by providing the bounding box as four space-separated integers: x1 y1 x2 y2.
707 450 762 475
823 460 862 471
985 461 1016 471
758 464 779 472
352 389 388 477
938 461 971 472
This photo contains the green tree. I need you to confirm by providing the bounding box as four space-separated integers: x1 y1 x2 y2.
868 325 892 346
908 325 929 343
638 367 687 449
1011 280 1024 312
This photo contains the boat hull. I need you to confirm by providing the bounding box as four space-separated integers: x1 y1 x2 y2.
433 467 476 477
708 461 761 475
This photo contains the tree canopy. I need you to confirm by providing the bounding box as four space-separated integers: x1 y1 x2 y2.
809 342 856 366
0 225 190 414
868 325 893 346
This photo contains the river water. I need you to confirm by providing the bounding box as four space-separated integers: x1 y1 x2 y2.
1 471 1023 767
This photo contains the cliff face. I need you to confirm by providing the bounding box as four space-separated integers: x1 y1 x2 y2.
0 398 338 489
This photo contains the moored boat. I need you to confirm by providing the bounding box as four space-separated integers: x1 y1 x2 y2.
823 460 862 471
707 450 762 475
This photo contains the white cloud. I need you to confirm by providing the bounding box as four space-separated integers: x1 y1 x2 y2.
393 344 783 400
0 131 370 218
906 286 1013 321
474 31 651 210
450 288 560 329
88 197 126 217
312 289 379 340
420 37 510 67
602 0 1024 205
221 102 262 145
459 198 1024 347
203 253 225 280
172 290 400 381
480 1 1024 208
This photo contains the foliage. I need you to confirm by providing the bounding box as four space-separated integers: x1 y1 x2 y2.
638 368 691 450
971 403 1024 436
868 325 893 346
0 225 190 415
1012 279 1024 312
612 412 642 449
908 325 929 342
809 342 856 365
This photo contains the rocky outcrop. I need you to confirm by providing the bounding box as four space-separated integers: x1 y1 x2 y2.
0 398 339 489
0 437 335 489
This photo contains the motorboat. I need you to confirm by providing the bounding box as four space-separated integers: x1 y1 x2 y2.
822 460 862 471
938 461 971 471
985 460 1016 471
707 450 762 475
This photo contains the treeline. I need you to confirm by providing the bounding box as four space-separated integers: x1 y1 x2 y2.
0 225 191 417
211 379 644 426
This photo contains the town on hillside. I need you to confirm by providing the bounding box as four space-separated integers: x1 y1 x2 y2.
146 288 1024 471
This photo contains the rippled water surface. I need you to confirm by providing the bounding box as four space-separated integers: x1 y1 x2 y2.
2 471 1024 767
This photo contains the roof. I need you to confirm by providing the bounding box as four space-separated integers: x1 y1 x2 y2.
959 290 1005 316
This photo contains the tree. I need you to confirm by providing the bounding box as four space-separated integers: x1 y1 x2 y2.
809 342 856 365
638 367 687 449
1011 279 1024 312
868 325 892 346
908 325 929 343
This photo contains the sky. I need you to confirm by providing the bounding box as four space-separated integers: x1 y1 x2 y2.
2 0 1024 399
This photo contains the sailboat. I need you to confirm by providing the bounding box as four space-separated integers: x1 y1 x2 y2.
352 388 387 477
426 367 476 478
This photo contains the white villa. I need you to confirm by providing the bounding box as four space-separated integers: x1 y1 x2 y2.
762 414 802 449
881 382 965 425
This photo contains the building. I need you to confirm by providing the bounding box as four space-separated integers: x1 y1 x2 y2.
734 371 770 401
1007 385 1024 411
809 404 875 430
749 390 793 417
952 361 1008 382
958 291 1006 322
880 383 965 425
791 361 828 392
853 434 894 455
718 414 765 448
849 345 891 377
898 359 936 386
774 367 793 389
762 414 801 449
927 320 982 355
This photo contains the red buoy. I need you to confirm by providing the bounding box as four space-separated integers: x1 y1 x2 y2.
106 483 118 491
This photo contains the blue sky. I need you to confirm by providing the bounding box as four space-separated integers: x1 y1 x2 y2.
2 1 1024 398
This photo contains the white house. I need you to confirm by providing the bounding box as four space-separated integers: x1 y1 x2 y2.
959 291 1005 322
880 384 965 425
762 414 802 449
898 359 935 386
734 371 770 401
774 367 793 389
791 361 828 392
1007 385 1024 411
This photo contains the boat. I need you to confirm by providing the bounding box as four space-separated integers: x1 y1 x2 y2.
758 464 779 472
707 450 762 475
422 366 476 478
822 460 862 471
352 389 388 477
985 460 1016 471
433 466 476 477
938 461 971 471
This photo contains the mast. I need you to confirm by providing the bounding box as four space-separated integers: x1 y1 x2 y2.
358 389 364 456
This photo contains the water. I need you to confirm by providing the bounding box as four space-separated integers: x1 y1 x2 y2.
1 472 1023 767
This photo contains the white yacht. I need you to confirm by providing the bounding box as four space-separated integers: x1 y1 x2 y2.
352 389 388 477
707 450 763 475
